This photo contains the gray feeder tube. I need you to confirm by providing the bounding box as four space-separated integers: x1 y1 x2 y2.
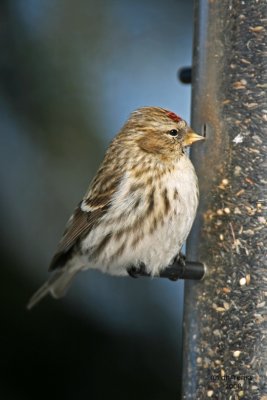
182 0 267 399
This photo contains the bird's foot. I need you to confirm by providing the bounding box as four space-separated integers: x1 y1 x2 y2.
177 252 186 268
167 252 186 281
127 263 148 278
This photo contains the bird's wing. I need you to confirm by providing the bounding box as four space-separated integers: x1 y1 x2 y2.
48 205 106 271
49 168 123 271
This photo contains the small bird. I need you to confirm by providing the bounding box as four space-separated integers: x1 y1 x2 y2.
27 106 204 309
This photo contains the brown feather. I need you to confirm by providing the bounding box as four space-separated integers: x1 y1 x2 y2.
49 206 108 271
49 150 125 271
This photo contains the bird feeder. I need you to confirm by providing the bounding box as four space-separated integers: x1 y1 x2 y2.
182 0 267 398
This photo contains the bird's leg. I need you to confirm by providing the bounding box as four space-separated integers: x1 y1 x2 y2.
167 251 186 281
177 251 186 269
127 262 148 278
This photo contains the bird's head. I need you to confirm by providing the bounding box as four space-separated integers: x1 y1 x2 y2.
120 107 204 162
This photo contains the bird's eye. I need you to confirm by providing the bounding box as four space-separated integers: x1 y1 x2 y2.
169 129 178 137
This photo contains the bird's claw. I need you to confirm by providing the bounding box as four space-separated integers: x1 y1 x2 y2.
177 252 186 268
127 263 147 278
167 252 186 281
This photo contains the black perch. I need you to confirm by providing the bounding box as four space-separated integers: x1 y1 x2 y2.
128 259 205 281
183 0 267 399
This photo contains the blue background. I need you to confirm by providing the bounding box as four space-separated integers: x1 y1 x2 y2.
0 0 193 398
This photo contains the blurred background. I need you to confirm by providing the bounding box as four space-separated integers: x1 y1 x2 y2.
0 0 194 399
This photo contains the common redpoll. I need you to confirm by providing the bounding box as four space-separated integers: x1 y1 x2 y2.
28 106 204 309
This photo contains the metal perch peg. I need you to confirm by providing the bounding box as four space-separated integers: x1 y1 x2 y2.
127 259 205 281
178 67 192 84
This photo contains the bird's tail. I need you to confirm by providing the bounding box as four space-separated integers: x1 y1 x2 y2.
27 269 78 310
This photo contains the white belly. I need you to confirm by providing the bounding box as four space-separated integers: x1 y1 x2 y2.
81 154 199 276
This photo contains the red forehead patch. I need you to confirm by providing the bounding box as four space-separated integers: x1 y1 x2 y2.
165 110 182 122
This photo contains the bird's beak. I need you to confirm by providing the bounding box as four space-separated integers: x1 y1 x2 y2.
183 129 205 147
